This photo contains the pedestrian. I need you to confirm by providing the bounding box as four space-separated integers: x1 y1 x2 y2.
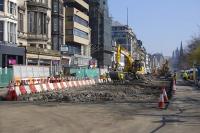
173 72 177 84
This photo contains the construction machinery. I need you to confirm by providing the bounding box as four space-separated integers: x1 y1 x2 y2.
109 44 144 81
152 60 171 78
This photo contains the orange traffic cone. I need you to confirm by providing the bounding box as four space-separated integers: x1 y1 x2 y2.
162 88 168 103
173 80 176 94
158 94 165 109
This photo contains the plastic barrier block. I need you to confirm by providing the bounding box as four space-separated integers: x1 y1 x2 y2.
15 86 21 96
49 83 55 91
35 85 42 93
57 83 62 90
29 85 37 93
19 86 27 95
24 85 31 94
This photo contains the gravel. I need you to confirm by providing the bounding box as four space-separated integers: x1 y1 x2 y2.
17 83 167 103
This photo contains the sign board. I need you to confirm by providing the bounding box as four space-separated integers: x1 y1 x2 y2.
9 59 16 65
60 45 68 52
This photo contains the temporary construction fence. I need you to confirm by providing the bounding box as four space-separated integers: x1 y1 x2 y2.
69 68 100 79
0 65 50 88
0 68 13 88
13 65 50 80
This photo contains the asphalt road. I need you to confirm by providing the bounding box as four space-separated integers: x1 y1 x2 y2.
0 83 200 133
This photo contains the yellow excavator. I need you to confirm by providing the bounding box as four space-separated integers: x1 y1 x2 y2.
110 44 144 81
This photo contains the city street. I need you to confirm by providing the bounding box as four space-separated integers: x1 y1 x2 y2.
0 0 199 133
0 82 200 133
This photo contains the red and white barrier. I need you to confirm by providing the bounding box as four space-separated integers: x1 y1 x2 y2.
6 78 113 100
49 83 55 91
15 86 21 96
42 84 49 91
67 81 72 88
35 84 42 93
24 85 31 94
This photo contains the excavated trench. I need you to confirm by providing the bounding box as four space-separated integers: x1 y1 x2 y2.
17 81 172 104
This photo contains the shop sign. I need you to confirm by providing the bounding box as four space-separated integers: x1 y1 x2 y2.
9 59 16 65
61 45 68 52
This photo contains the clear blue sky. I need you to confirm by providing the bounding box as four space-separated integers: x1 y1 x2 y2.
108 0 200 56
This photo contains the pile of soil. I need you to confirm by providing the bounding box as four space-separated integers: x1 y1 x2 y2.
18 83 166 103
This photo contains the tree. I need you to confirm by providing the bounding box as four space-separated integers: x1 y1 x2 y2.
186 34 200 67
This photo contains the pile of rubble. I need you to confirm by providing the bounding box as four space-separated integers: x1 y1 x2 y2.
18 83 164 103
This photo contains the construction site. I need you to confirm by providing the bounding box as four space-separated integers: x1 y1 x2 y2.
0 44 173 105
1 48 200 133
1 69 197 133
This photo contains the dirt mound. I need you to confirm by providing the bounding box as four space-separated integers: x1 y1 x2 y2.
18 84 163 103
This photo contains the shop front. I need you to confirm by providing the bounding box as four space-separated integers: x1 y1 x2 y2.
0 44 25 68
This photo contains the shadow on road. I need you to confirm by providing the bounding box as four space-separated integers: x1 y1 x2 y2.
150 115 186 133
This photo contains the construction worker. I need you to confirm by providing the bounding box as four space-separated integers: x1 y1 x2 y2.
173 72 177 84
119 73 124 81
183 71 188 80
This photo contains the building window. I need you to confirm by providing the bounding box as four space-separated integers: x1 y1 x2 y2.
30 44 36 47
59 18 63 34
59 1 63 15
53 18 58 32
59 37 63 50
73 28 88 39
10 23 16 43
53 0 58 13
0 21 3 41
67 44 81 55
28 11 35 33
39 0 47 4
8 2 16 15
38 12 45 34
44 14 47 34
39 44 43 48
7 22 9 42
7 22 16 43
0 0 4 11
66 29 73 35
74 15 88 27
18 12 24 32
66 29 88 39
66 16 73 21
28 11 47 34
53 36 58 50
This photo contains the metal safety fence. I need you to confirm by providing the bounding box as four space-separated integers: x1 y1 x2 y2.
0 68 13 88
